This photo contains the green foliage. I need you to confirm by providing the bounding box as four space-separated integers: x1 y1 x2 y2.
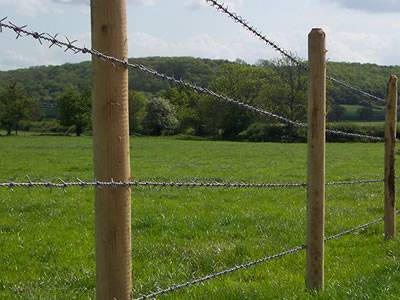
18 119 65 134
341 104 384 121
327 62 398 105
0 82 38 135
269 56 307 122
142 97 178 135
58 88 91 136
240 123 306 142
0 57 399 140
358 104 374 121
129 91 148 135
328 103 346 121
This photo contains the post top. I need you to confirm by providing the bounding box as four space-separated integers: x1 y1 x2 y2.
309 28 325 37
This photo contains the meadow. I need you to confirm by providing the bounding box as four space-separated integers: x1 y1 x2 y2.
1 136 400 299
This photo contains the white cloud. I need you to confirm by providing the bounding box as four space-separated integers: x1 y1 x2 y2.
324 0 400 13
0 0 62 16
129 31 241 61
185 0 243 11
328 30 400 65
52 0 88 5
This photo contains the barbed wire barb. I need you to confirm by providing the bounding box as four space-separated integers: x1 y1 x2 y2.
0 17 386 142
205 0 385 103
0 177 386 190
134 213 391 299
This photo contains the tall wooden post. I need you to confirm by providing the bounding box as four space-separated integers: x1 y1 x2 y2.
306 28 326 290
384 75 398 239
91 0 132 299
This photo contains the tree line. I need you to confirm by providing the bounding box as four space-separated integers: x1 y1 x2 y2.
0 56 397 140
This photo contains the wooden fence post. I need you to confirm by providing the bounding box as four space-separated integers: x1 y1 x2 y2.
384 75 398 239
306 28 326 290
91 0 132 299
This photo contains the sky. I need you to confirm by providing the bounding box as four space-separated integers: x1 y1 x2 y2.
0 0 400 70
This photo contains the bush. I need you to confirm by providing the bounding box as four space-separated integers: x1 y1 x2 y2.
18 119 66 134
239 123 306 142
326 122 387 142
142 97 179 136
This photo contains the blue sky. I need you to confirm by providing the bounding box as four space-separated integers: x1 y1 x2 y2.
0 0 400 70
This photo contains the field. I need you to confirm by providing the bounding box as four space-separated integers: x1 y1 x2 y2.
340 104 385 121
1 136 400 299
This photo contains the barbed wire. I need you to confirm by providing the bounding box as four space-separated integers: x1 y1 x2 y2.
0 178 385 190
0 17 305 128
205 0 386 104
327 76 385 103
0 18 385 142
134 213 390 299
205 0 302 67
326 129 384 142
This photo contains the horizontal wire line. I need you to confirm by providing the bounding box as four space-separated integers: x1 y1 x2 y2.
134 213 391 299
0 18 385 142
0 178 385 190
205 0 386 103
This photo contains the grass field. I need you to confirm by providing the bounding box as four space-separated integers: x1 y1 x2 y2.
1 136 400 299
340 104 384 121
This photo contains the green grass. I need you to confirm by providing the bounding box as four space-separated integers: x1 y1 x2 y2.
328 121 385 128
1 136 399 299
340 104 384 121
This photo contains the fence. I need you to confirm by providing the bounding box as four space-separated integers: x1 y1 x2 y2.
0 0 398 299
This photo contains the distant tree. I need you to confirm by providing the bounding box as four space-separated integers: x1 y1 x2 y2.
358 104 374 121
0 82 37 135
208 63 273 138
129 91 148 135
142 97 178 135
254 55 307 140
328 103 346 121
58 87 91 136
270 55 307 123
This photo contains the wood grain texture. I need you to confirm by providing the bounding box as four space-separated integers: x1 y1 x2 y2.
384 75 398 239
306 28 326 291
91 0 132 299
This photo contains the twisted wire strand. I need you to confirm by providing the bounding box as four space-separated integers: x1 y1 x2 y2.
327 76 385 103
134 213 391 299
205 0 301 66
0 18 385 141
0 178 385 190
326 129 384 142
205 0 386 103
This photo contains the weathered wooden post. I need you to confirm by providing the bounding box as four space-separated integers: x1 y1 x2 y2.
384 75 398 239
91 0 132 299
306 28 326 290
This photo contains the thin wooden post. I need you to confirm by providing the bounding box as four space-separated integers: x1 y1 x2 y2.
91 0 132 299
306 28 326 290
384 75 398 239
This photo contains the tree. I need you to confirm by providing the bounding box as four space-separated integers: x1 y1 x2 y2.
270 56 307 123
0 82 37 135
142 97 178 135
129 91 148 135
358 104 374 121
58 87 91 136
206 63 273 138
328 103 345 121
